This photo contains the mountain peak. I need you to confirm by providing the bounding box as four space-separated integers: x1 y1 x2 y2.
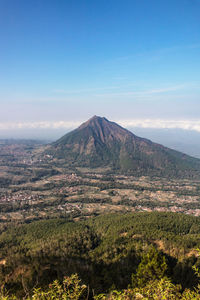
79 115 108 129
91 115 101 120
49 116 200 177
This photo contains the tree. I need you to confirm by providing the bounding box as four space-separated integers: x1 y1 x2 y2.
132 247 167 287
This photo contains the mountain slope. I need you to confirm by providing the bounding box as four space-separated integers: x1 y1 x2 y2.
46 116 200 177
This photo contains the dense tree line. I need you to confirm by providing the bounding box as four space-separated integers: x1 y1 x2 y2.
0 212 200 298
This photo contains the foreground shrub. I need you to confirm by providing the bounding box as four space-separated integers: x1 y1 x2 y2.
1 274 200 299
95 278 200 299
31 274 87 300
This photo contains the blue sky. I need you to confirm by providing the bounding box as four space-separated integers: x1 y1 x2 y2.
0 0 200 136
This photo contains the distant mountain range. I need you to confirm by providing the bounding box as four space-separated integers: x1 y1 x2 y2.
45 116 200 177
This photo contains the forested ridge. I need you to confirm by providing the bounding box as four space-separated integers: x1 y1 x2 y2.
1 212 200 298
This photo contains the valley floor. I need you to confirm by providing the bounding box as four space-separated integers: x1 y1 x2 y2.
1 140 200 224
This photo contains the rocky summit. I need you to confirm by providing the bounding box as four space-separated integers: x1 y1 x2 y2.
46 116 200 177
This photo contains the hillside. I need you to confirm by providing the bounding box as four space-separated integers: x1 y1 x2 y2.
0 212 200 297
45 116 200 177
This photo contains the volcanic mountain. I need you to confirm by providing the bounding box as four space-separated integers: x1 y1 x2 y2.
46 116 200 177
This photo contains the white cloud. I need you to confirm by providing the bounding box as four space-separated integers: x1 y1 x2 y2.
1 119 200 133
94 85 189 98
53 83 193 97
146 85 186 94
117 119 200 132
52 85 121 95
0 121 81 130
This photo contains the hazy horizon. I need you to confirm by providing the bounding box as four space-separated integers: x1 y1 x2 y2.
1 122 200 159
